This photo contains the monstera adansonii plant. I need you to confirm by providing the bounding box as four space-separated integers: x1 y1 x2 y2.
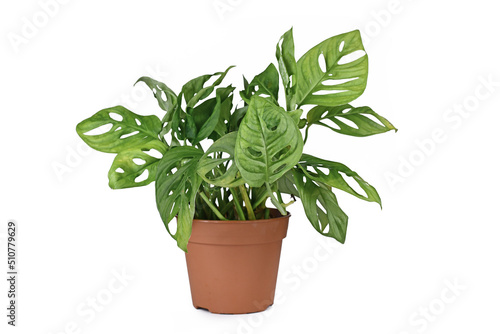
76 29 397 251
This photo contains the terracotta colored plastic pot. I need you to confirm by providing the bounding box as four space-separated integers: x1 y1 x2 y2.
185 209 290 314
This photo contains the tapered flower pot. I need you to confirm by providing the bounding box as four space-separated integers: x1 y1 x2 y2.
184 209 290 314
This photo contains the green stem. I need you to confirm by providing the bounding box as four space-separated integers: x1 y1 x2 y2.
199 192 227 221
265 182 287 216
239 185 256 220
253 192 269 208
303 127 309 144
230 187 246 220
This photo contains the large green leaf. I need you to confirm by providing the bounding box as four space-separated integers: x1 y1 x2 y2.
306 105 397 137
299 154 381 206
240 63 279 104
135 77 178 121
108 140 168 189
197 132 244 187
276 27 297 110
293 169 348 243
296 30 368 107
234 96 303 187
155 146 204 251
76 106 162 153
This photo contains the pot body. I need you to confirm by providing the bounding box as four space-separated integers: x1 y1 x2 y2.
185 210 289 314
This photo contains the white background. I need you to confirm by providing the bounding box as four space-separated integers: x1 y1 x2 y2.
1 0 499 333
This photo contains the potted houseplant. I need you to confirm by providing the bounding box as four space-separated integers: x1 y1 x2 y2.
76 28 396 314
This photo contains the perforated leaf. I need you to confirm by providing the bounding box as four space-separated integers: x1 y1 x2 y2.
293 169 348 243
197 132 244 187
234 96 303 187
299 154 381 206
155 147 204 251
296 30 368 107
76 106 162 153
306 105 397 137
108 140 167 189
135 77 178 120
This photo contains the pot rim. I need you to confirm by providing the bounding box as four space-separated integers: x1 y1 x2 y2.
192 209 290 224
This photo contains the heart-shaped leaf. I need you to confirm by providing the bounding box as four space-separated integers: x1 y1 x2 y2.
306 105 397 137
296 30 368 107
108 140 168 189
293 169 348 243
299 154 381 206
197 132 244 187
155 146 204 251
234 96 303 187
76 106 162 153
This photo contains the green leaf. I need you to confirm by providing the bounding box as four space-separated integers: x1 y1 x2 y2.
76 106 162 153
182 66 234 108
188 86 234 144
135 77 178 121
288 109 303 125
276 27 297 110
108 140 168 189
299 154 381 206
240 63 279 104
197 132 244 187
296 30 368 107
277 170 299 198
293 169 348 243
306 105 397 137
228 105 247 131
235 96 303 187
155 146 204 252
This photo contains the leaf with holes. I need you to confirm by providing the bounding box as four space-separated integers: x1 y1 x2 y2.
76 106 162 153
155 146 204 252
296 30 368 107
135 77 178 121
235 96 303 187
197 132 244 187
276 27 297 109
293 169 348 243
108 140 168 189
298 154 381 206
306 105 397 137
240 63 279 104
